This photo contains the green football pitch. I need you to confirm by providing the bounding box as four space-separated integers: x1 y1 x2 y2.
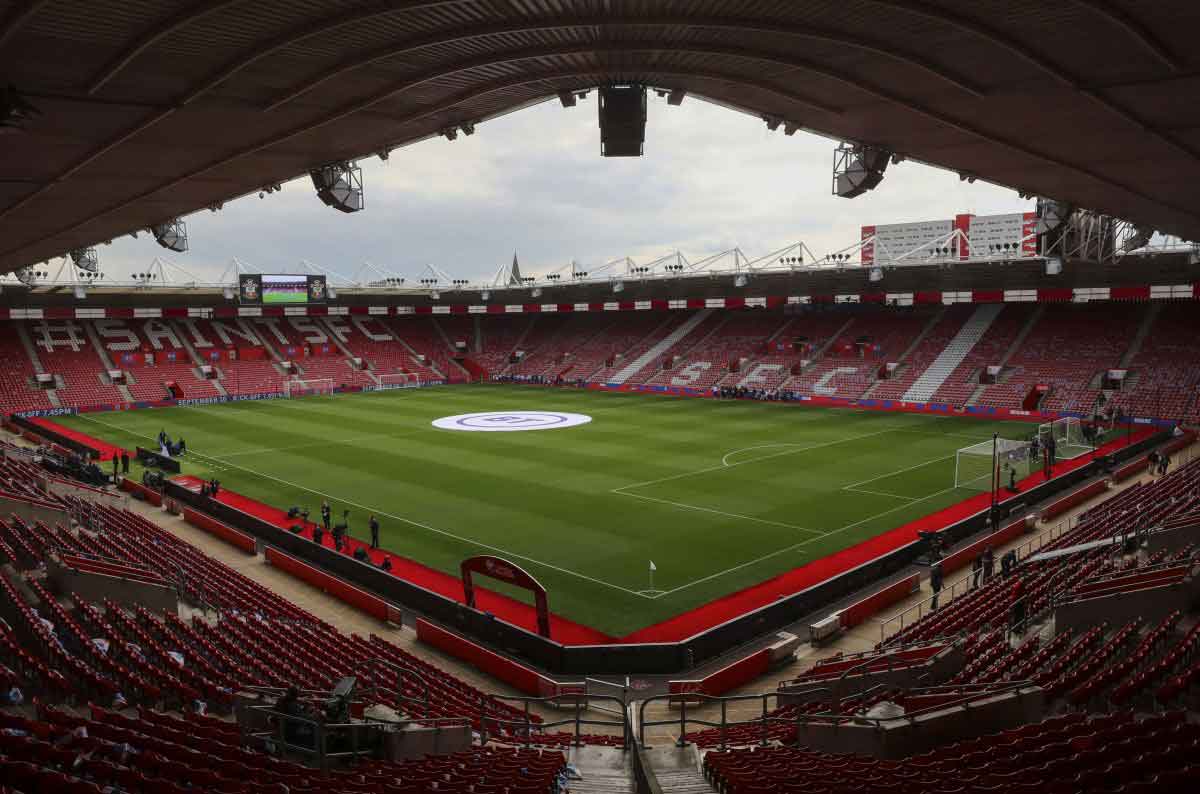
56 385 1039 636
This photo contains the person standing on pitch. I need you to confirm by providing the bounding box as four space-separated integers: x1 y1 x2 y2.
369 515 380 550
321 501 331 531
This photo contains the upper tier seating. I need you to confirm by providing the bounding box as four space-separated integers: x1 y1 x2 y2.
172 318 286 397
974 303 1144 413
502 314 573 378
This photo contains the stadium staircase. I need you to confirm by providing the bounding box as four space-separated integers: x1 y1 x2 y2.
965 303 1045 406
83 322 136 404
901 303 1004 402
1119 301 1162 368
609 309 716 384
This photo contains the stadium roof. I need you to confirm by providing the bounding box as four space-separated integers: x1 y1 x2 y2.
2 0 1199 276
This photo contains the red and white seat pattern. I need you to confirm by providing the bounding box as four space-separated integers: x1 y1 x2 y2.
323 314 440 382
588 312 690 382
975 303 1144 413
1110 302 1200 424
870 306 974 400
387 317 462 381
0 321 52 414
646 311 788 389
27 320 124 408
92 319 221 402
931 304 1035 406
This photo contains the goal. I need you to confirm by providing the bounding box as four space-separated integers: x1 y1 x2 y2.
282 378 335 398
955 437 1035 492
377 372 421 390
1038 417 1094 461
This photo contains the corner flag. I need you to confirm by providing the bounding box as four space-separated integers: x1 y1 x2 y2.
649 561 656 571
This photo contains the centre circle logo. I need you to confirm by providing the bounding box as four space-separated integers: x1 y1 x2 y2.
431 411 592 432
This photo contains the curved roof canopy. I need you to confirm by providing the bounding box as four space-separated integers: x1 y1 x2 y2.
1 0 1199 274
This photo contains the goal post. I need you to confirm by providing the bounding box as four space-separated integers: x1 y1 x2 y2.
1037 417 1094 460
954 437 1035 492
282 378 335 398
377 372 421 390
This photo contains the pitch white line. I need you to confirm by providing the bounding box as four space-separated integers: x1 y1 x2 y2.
72 413 652 600
842 487 918 501
842 453 953 489
614 427 901 493
618 490 825 535
652 482 966 600
721 443 808 467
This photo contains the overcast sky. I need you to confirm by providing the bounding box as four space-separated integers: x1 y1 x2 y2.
99 93 1031 284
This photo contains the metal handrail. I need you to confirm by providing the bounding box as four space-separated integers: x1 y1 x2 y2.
481 693 630 750
875 515 1079 644
244 703 377 771
638 679 1036 749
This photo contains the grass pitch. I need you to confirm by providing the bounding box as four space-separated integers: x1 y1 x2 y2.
57 385 1038 636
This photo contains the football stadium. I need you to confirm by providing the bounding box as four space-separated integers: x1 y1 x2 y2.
2 3 1200 792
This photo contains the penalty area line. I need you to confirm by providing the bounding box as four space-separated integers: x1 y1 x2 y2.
615 490 826 536
71 414 653 601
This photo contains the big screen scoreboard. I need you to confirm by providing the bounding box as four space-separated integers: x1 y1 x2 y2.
238 274 328 305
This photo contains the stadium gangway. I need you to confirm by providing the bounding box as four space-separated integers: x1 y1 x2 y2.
585 676 633 717
637 680 1034 750
349 657 432 718
479 692 631 750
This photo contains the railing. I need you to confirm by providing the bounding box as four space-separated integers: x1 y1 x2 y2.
637 680 1035 749
244 703 377 771
349 657 431 718
875 515 1080 644
480 693 630 750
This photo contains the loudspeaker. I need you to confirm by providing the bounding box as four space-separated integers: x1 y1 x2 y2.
598 84 647 157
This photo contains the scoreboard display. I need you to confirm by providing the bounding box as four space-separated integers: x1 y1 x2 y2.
238 274 328 305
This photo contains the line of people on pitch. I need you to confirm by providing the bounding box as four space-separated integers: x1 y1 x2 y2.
287 501 390 571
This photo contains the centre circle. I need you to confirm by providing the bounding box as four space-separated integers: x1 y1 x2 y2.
431 410 593 432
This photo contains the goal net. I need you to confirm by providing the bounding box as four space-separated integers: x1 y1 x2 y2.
282 378 335 398
955 438 1035 492
378 372 421 390
1038 417 1093 461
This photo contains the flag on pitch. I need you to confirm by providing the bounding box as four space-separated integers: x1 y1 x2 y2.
649 561 656 572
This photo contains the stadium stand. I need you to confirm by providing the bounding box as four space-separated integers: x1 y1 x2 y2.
26 320 125 409
1110 302 1200 425
0 303 1195 421
322 315 441 383
94 319 222 402
975 303 1144 414
931 304 1037 407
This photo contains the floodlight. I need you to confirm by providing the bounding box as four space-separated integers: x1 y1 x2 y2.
310 162 363 213
481 290 490 301
151 219 188 252
612 281 624 293
73 285 87 299
429 290 440 300
833 142 891 199
734 274 748 288
869 267 883 282
531 287 542 298
69 247 99 272
667 89 686 106
558 90 577 108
